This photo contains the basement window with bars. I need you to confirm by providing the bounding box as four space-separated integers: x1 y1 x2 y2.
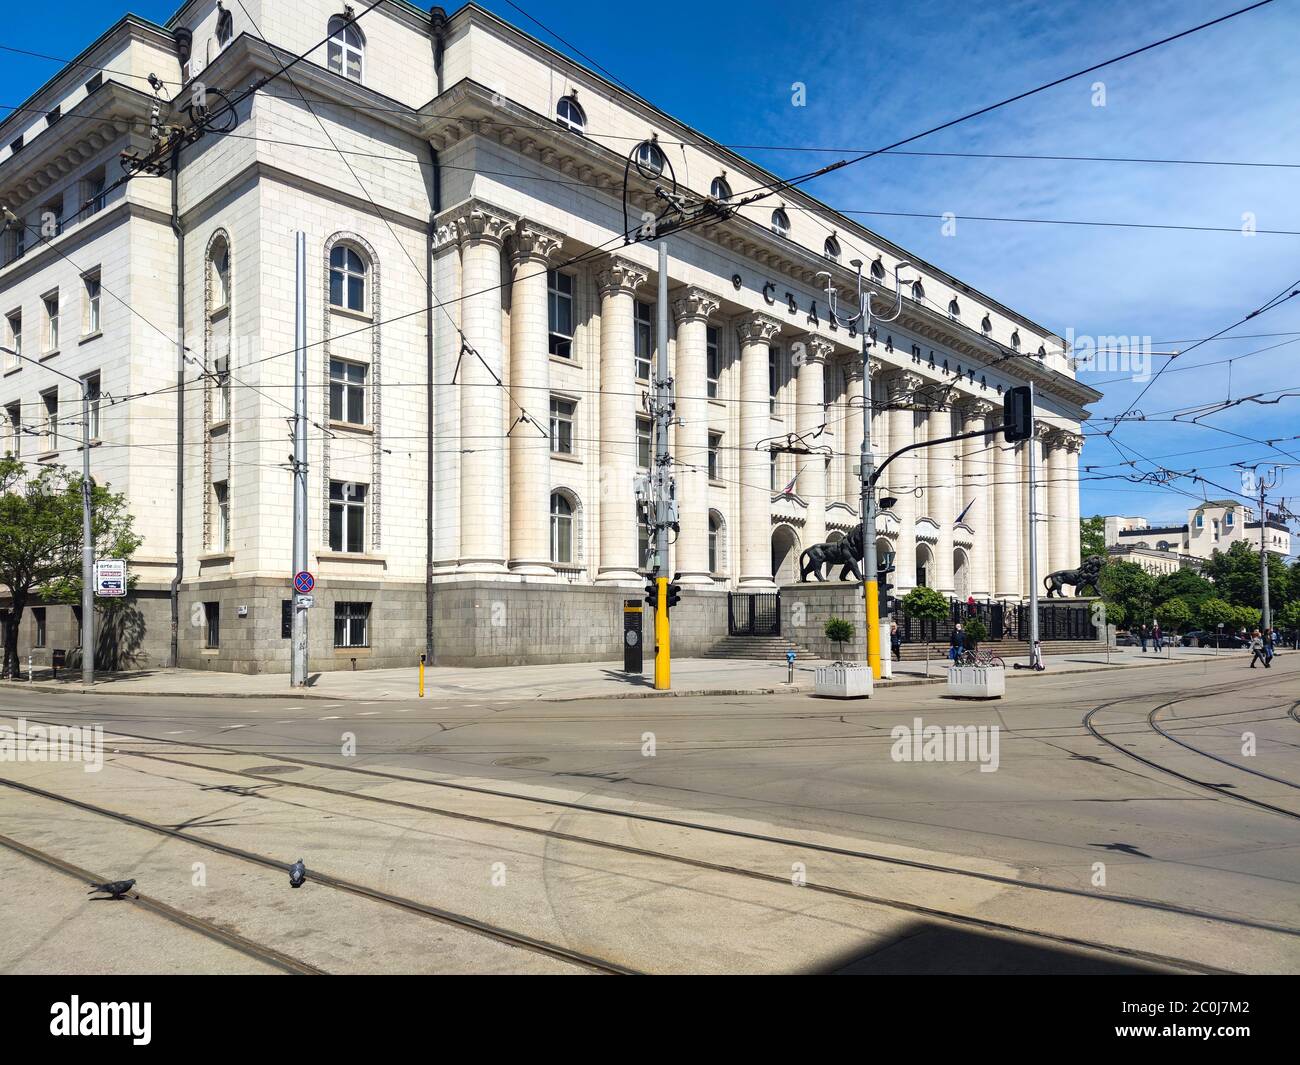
334 601 370 648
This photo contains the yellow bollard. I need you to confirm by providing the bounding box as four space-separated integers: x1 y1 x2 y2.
419 653 425 698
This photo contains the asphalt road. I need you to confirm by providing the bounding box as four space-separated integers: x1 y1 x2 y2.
0 653 1296 974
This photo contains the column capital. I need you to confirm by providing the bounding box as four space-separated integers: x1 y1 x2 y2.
737 311 783 346
793 333 834 366
510 219 564 265
1053 429 1084 453
596 255 648 299
445 198 517 248
961 398 996 425
672 286 722 323
867 356 889 378
886 370 926 404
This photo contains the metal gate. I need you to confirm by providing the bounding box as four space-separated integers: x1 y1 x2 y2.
728 592 781 636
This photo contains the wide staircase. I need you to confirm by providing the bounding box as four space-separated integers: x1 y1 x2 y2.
897 637 1106 661
702 635 811 660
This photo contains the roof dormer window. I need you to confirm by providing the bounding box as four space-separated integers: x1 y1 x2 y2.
556 94 585 134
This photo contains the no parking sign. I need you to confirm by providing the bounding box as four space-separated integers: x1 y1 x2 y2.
294 570 315 595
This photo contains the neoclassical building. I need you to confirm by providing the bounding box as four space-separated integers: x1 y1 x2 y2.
0 1 1098 670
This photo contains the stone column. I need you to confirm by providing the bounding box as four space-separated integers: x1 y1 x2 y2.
672 287 721 585
885 371 923 592
738 312 782 588
1065 433 1083 569
961 400 996 597
508 220 563 575
1046 429 1071 580
454 200 515 572
927 406 956 594
1033 423 1052 592
795 333 833 547
594 256 648 582
842 360 864 507
993 427 1022 600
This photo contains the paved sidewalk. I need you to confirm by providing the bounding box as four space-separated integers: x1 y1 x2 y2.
0 643 1216 702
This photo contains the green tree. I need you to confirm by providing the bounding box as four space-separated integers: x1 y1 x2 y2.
963 616 988 649
824 617 854 661
1227 604 1261 634
1276 599 1300 637
1152 568 1213 611
902 585 949 675
1098 560 1154 631
1079 514 1107 560
1155 597 1192 633
1196 596 1234 633
1200 541 1287 610
0 458 141 677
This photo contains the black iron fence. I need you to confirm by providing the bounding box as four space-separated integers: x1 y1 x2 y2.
728 592 781 636
895 597 1096 643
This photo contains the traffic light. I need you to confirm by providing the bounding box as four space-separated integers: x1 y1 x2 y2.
666 581 681 610
645 580 658 611
877 559 896 617
1003 385 1032 442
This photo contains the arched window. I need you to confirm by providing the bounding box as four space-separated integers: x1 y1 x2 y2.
870 257 885 280
911 279 925 301
635 140 665 177
556 95 585 134
823 235 841 262
948 297 960 319
550 491 575 564
329 244 368 313
770 207 790 236
708 510 725 575
210 237 231 309
710 176 732 202
327 16 364 82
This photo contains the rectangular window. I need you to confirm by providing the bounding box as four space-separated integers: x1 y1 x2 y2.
4 310 18 367
636 416 652 470
214 480 230 551
547 270 573 357
770 450 778 491
708 431 722 482
769 346 781 413
334 601 370 648
638 508 650 573
43 292 59 352
83 272 101 334
328 481 367 553
32 607 47 647
213 350 231 423
634 300 653 381
204 602 220 648
281 599 293 639
706 326 720 398
4 402 19 456
84 167 106 215
81 371 100 439
41 198 63 238
549 396 574 455
328 359 366 424
41 388 58 450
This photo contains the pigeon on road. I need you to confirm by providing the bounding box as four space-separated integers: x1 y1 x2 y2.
289 859 306 889
87 879 136 899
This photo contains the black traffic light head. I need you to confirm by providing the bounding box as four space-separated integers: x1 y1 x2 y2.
666 582 681 610
644 580 658 610
1003 385 1032 442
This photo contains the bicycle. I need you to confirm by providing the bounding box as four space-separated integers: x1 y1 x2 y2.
958 648 1004 668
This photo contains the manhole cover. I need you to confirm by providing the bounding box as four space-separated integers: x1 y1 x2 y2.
245 765 302 775
493 755 548 767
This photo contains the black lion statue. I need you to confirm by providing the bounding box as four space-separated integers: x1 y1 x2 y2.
799 525 866 583
1044 554 1104 598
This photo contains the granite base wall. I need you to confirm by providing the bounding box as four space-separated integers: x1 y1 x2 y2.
780 581 868 661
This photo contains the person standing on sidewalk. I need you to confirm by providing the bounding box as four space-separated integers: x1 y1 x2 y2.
890 621 902 662
949 624 965 663
1152 621 1162 652
1248 630 1270 669
1139 624 1149 653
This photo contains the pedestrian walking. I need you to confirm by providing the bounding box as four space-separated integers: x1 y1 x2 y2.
949 624 965 662
1248 630 1270 669
890 621 902 662
1152 621 1162 652
1139 623 1149 653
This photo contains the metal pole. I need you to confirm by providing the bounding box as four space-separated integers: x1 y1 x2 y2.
1260 482 1271 634
1026 381 1040 669
291 232 309 687
653 240 671 690
81 384 94 685
860 310 880 680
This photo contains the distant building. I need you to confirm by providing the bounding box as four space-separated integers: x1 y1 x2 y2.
1103 501 1292 575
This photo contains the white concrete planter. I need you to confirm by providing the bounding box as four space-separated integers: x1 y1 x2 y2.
815 662 873 698
946 665 1006 698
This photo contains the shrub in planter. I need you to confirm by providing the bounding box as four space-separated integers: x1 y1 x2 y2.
824 617 854 662
963 617 988 651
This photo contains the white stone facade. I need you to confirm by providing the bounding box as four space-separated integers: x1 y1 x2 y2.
1105 501 1292 576
0 1 1098 668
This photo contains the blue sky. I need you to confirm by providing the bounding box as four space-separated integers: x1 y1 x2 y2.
3 0 1298 536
